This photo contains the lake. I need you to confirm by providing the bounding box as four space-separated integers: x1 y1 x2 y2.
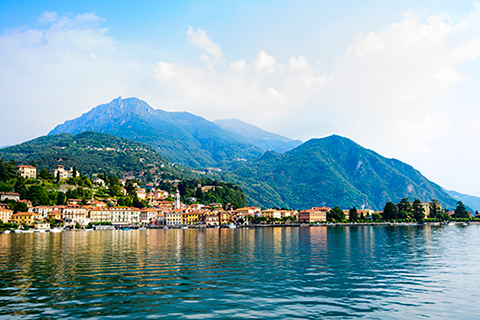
1 225 479 319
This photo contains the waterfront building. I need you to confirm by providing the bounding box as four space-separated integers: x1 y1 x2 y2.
29 206 55 218
12 212 40 226
34 219 50 230
110 207 141 225
237 206 262 217
140 208 159 224
0 192 20 202
47 210 62 221
89 207 113 223
16 165 37 179
0 208 13 223
218 211 233 225
182 210 203 225
165 209 182 226
298 206 331 223
62 206 89 226
204 212 219 226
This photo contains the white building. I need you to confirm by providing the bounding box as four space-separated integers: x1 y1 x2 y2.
16 165 37 179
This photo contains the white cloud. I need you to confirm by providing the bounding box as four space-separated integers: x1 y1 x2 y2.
153 50 326 123
186 26 223 60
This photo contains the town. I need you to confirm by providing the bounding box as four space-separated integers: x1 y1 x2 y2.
0 163 476 233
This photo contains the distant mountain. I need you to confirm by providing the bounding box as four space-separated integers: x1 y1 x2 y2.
0 131 178 176
227 135 458 211
49 97 263 168
213 119 302 153
445 190 480 213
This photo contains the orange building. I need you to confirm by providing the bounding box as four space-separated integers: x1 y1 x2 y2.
298 206 331 223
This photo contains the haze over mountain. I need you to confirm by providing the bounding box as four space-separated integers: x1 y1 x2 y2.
227 135 459 211
445 190 480 213
213 119 302 153
49 97 263 168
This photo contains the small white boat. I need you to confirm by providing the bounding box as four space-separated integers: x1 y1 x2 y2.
3 230 11 234
138 227 146 230
50 228 62 233
228 224 237 229
34 229 46 233
214 225 220 229
163 226 169 230
181 226 188 229
15 229 24 234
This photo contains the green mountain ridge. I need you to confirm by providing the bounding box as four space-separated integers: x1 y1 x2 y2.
226 135 459 211
49 97 263 168
0 131 184 177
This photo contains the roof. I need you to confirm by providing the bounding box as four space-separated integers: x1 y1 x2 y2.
13 212 40 216
17 165 36 169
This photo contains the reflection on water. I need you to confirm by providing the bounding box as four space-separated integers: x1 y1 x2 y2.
1 226 479 319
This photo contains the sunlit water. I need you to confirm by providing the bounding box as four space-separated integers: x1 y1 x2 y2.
1 226 479 319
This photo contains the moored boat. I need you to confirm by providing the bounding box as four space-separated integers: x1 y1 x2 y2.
228 224 237 229
3 230 11 234
50 228 62 233
181 225 188 229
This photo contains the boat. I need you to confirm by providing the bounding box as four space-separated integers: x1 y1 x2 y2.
214 225 220 229
34 229 46 233
123 228 131 231
181 225 188 229
50 228 62 233
138 227 146 230
228 224 237 229
163 226 169 230
15 229 23 234
3 230 11 234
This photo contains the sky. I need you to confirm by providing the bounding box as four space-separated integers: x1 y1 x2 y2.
1 0 480 196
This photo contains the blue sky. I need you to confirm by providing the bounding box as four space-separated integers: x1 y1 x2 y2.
1 0 480 196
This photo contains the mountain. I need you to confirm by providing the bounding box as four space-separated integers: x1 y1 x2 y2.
226 135 458 211
0 131 181 177
213 119 302 153
445 190 480 213
49 97 263 168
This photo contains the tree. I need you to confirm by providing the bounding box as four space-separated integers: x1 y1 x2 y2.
349 207 358 222
56 192 66 205
27 185 51 206
56 171 60 183
326 206 345 222
75 222 81 229
398 198 413 218
30 160 36 167
382 202 398 220
429 199 440 219
14 177 27 197
372 213 382 221
125 180 136 196
453 201 470 219
72 166 77 179
412 199 425 221
49 218 56 226
39 168 52 180
13 202 28 213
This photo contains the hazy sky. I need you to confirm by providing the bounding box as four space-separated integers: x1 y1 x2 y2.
1 0 480 196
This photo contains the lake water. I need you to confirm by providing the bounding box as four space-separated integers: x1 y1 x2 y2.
1 226 479 319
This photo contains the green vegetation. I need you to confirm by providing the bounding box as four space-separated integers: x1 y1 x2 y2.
226 135 460 211
158 178 248 209
0 131 172 176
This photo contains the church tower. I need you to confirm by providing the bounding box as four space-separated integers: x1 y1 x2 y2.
174 188 181 210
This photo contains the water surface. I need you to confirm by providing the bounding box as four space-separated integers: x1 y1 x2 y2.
1 226 479 319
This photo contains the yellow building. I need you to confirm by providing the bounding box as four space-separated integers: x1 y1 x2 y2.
182 210 203 225
12 212 41 226
34 219 50 230
16 165 37 179
0 208 13 223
